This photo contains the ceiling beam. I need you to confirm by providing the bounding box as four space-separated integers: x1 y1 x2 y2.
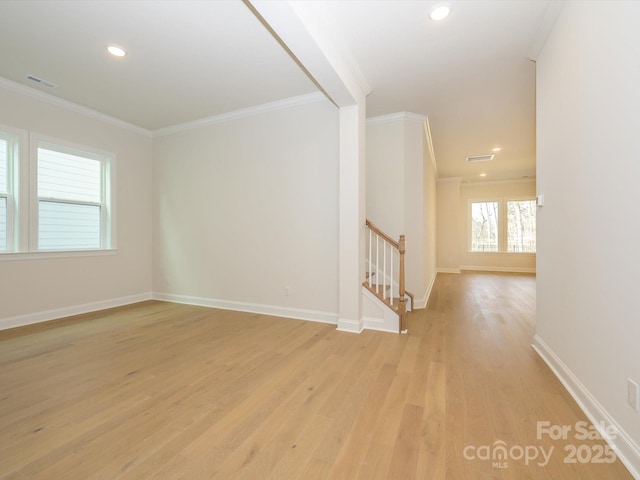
245 0 370 107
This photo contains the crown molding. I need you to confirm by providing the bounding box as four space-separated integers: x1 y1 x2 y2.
461 177 536 187
153 91 327 137
0 76 152 137
366 111 426 126
437 177 462 184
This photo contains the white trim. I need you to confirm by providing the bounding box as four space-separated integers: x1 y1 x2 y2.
0 248 117 261
461 177 536 187
362 316 397 334
437 177 462 184
460 265 536 274
424 116 438 178
152 292 337 326
527 0 565 61
532 335 640 479
0 293 152 331
414 271 438 309
437 267 461 274
336 318 364 334
366 111 426 126
152 91 327 137
361 285 399 333
0 76 152 137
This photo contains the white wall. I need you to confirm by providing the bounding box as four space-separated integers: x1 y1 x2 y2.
436 178 460 272
0 86 153 326
422 124 438 306
366 118 404 238
366 113 437 307
153 97 339 322
536 1 640 474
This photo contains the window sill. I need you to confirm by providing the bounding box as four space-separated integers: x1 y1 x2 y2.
468 251 536 256
0 249 117 262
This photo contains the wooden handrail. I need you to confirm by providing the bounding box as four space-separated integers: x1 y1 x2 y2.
365 219 399 250
365 220 408 334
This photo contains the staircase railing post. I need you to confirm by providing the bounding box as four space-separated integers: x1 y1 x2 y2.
398 234 407 333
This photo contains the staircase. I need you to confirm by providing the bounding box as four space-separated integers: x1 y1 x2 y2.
362 220 413 334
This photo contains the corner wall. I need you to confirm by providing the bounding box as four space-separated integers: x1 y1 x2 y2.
366 113 437 307
152 97 340 323
0 85 153 328
536 1 640 475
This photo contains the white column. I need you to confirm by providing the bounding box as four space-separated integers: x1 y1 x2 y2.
336 102 366 333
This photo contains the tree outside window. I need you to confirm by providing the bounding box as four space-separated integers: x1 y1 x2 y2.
471 201 499 252
507 200 536 253
470 198 536 253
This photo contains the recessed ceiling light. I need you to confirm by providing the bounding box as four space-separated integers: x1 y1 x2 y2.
480 173 487 177
430 4 450 21
492 147 502 152
107 45 126 57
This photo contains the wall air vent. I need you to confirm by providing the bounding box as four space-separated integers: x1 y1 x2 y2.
466 154 494 163
25 75 58 88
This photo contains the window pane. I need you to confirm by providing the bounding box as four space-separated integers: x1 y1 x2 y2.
471 201 499 252
39 200 101 250
507 200 536 253
38 148 101 203
0 197 6 251
0 138 7 193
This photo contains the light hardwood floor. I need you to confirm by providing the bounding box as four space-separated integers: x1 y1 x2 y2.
0 273 633 479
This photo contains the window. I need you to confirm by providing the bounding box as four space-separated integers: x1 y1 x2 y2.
0 126 115 257
34 140 112 251
469 198 536 253
507 200 536 253
471 201 499 252
0 129 19 252
0 137 8 251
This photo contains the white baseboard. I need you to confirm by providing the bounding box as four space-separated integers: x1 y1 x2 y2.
437 267 461 274
152 292 338 326
0 293 153 331
532 335 640 479
460 265 536 274
362 316 397 333
336 317 364 334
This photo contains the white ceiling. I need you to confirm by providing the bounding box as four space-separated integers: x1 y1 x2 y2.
0 0 555 181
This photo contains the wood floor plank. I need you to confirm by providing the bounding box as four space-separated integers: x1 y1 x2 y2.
0 273 635 479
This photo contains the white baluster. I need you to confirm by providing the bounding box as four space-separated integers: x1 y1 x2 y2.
383 240 387 300
389 247 396 304
376 234 379 295
368 228 372 286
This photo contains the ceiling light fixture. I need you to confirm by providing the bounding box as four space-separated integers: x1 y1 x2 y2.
107 45 126 57
480 173 487 177
430 4 450 21
492 147 502 152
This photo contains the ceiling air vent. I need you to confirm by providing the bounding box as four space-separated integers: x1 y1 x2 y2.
466 154 494 163
26 75 57 88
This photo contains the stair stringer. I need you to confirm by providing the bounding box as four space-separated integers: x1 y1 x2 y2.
361 285 400 333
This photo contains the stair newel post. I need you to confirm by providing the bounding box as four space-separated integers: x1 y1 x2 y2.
398 234 407 333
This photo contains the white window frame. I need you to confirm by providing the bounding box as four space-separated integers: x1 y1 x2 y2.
468 196 536 255
29 134 116 252
0 125 28 254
